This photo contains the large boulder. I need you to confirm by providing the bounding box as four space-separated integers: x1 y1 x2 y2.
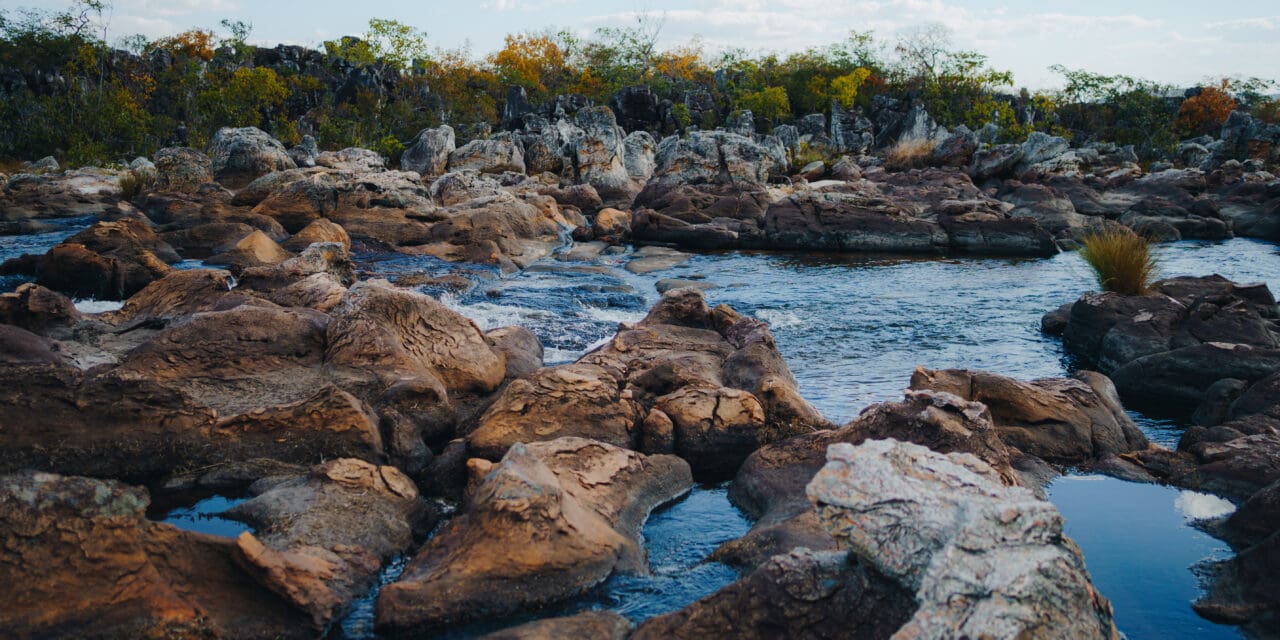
375 438 692 632
808 439 1120 639
401 125 455 177
2 217 178 300
652 130 786 186
210 127 297 188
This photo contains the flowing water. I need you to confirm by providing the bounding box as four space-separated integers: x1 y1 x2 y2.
7 217 1280 638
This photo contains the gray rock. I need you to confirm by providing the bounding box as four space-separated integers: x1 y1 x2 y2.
970 144 1023 179
210 126 297 187
807 439 1119 640
153 147 213 193
448 139 525 174
1020 132 1071 167
26 156 59 173
401 126 455 177
289 135 319 168
623 130 657 184
316 147 385 172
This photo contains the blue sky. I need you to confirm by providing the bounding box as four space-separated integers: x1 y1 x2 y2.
7 0 1279 89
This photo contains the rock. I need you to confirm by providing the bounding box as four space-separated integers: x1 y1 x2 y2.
482 611 633 640
656 278 717 294
625 245 692 273
1002 183 1088 233
931 126 978 167
428 170 502 207
282 218 351 252
316 147 385 172
3 217 178 300
27 155 59 173
1194 531 1280 636
210 127 297 188
0 282 81 333
448 139 525 174
632 549 913 640
466 363 642 459
0 471 311 638
326 280 506 397
593 206 632 241
575 106 634 201
107 268 236 324
0 169 126 220
413 191 563 269
652 130 785 186
206 229 294 271
401 125 455 177
225 458 425 627
624 130 657 183
1020 131 1071 167
0 324 64 365
656 386 768 477
485 325 543 379
289 135 319 168
908 368 1149 463
375 438 692 632
808 440 1119 639
153 148 214 193
798 160 825 180
1111 343 1280 413
970 143 1023 179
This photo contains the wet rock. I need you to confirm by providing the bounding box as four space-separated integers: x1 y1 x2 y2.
0 471 311 638
226 458 425 627
375 438 692 632
1194 531 1280 636
908 367 1149 463
808 439 1120 639
401 125 455 177
210 127 297 188
625 245 691 273
448 139 525 174
632 549 913 640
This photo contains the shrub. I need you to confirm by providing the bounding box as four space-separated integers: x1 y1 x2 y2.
1078 227 1158 295
117 169 153 202
884 137 935 171
1177 81 1236 137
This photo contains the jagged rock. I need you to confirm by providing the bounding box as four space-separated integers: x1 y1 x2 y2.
289 135 319 168
0 471 312 638
448 139 525 174
210 127 297 188
931 126 978 167
808 439 1119 639
401 125 455 176
375 438 692 632
624 130 657 184
1020 132 1071 168
970 143 1023 179
652 130 786 186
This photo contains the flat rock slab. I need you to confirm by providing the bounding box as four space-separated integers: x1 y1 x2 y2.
625 246 691 274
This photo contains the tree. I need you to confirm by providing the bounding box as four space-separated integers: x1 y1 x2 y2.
738 86 791 128
365 18 429 69
830 68 871 109
1177 80 1236 137
490 31 571 101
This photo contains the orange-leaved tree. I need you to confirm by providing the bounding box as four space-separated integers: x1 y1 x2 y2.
1177 79 1237 137
489 32 574 102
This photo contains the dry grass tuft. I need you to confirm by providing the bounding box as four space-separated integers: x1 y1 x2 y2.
1078 226 1158 295
884 137 936 171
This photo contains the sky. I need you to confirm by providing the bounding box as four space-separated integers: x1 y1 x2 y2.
6 0 1279 90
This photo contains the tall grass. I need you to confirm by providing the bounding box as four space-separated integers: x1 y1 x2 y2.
1078 227 1158 295
118 170 153 202
884 138 936 171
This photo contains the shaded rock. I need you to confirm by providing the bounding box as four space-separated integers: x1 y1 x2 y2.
0 471 311 638
808 439 1119 639
0 282 81 333
481 611 633 640
632 549 913 640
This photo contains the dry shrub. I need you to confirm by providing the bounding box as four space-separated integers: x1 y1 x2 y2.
1078 226 1158 295
884 137 936 171
118 170 154 203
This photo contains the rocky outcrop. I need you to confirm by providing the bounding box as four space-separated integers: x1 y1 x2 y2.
468 289 829 476
808 439 1120 639
1 217 178 299
210 127 297 188
0 471 312 638
154 147 214 193
652 130 786 187
574 106 634 201
375 438 692 632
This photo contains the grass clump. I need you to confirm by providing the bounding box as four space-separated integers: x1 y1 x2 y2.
117 170 154 202
1078 226 1158 295
884 137 936 171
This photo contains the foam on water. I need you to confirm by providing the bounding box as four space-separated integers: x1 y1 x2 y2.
72 298 125 314
1175 491 1237 521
